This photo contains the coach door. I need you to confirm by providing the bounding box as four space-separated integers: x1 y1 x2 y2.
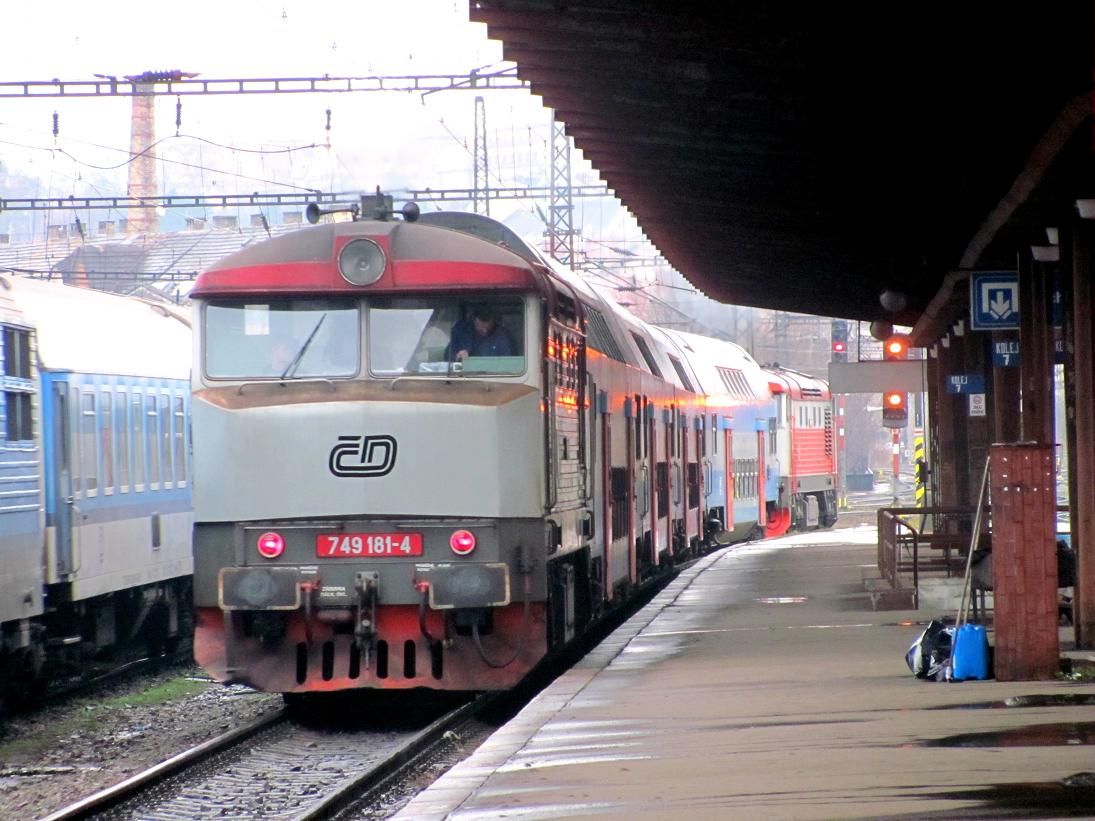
599 394 613 602
724 428 734 531
624 395 644 578
757 429 768 527
641 396 658 570
694 416 704 543
50 382 75 576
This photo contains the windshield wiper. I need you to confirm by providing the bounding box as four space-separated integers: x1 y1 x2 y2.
280 314 327 380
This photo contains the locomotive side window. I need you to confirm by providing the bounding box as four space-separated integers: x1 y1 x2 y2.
368 295 526 377
204 298 360 380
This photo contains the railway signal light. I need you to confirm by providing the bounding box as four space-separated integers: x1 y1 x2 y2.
883 333 909 361
831 321 849 362
882 391 908 428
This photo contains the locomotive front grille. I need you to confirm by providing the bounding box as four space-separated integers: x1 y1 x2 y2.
293 638 442 684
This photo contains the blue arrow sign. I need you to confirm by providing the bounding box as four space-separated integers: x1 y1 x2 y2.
970 271 1020 330
992 340 1020 367
947 374 986 394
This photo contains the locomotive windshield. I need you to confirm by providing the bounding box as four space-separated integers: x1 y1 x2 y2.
368 295 526 377
204 298 360 379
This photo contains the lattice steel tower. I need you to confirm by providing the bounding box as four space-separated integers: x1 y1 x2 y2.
547 114 576 268
472 96 490 215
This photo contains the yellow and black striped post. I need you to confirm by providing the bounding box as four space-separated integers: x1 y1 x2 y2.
914 436 926 506
913 435 926 530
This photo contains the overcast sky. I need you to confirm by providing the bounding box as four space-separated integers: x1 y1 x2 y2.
3 2 653 249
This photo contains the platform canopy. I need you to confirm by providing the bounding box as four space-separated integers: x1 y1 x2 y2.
471 2 1094 328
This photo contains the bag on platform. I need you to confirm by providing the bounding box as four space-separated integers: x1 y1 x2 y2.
950 623 990 680
905 620 954 680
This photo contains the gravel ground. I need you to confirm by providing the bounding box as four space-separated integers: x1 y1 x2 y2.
0 665 282 820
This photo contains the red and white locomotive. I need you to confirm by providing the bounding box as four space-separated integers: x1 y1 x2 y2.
190 202 836 695
764 367 839 536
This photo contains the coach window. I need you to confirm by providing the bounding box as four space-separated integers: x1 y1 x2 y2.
115 391 129 492
80 392 98 496
369 295 526 377
3 326 33 442
146 394 159 489
100 391 114 493
158 393 172 488
174 396 186 485
131 393 145 490
4 391 32 442
204 298 360 379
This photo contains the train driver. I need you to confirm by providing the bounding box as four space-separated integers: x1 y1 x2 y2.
450 305 514 361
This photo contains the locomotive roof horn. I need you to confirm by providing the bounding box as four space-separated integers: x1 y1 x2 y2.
305 187 420 225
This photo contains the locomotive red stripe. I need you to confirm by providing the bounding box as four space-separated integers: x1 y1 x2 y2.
193 260 537 296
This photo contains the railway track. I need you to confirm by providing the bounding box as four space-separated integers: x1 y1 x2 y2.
40 556 682 820
0 643 193 719
41 693 480 820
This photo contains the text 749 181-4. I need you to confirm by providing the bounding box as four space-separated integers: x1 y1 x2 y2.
315 533 423 557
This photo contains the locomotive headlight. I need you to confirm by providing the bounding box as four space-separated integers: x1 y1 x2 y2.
337 239 386 286
449 530 477 556
257 531 286 559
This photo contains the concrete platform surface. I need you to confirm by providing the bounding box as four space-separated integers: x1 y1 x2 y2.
395 524 1095 820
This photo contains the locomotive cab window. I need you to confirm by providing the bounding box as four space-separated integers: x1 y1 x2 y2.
203 298 360 380
368 295 526 378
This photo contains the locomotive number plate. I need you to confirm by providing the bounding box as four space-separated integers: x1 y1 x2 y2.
316 533 423 558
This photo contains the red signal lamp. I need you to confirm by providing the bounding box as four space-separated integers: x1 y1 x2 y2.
450 529 477 555
257 531 285 559
882 391 908 428
883 334 910 361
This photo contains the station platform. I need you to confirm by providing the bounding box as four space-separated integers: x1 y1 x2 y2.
394 525 1095 820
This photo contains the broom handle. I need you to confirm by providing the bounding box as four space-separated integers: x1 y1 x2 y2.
957 455 991 628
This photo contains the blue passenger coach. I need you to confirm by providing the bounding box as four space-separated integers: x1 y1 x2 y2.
0 276 193 704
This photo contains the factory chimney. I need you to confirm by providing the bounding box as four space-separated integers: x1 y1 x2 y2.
123 70 197 236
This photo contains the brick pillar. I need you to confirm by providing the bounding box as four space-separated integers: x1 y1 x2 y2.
991 443 1059 680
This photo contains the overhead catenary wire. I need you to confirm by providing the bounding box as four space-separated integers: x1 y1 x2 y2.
0 128 320 191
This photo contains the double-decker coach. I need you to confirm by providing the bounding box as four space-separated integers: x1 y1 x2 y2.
656 328 775 544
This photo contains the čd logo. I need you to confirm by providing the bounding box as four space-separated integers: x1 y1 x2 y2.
329 435 397 477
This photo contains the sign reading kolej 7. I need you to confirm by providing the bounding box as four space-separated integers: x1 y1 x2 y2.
992 340 1020 367
970 271 1019 331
